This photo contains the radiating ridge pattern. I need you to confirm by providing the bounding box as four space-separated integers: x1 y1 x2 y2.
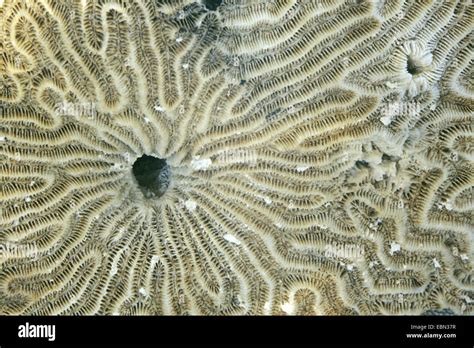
0 0 473 315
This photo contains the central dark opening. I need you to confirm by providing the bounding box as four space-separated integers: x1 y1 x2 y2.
203 0 223 11
406 56 423 75
132 155 170 199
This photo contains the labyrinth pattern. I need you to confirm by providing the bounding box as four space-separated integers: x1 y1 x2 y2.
0 0 473 315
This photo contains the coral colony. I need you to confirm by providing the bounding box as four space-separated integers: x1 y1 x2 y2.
0 0 472 315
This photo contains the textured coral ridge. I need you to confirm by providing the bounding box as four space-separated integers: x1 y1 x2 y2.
0 0 473 315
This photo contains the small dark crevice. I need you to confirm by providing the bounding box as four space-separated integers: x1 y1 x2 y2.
355 160 370 168
381 154 400 162
406 56 423 75
266 108 282 122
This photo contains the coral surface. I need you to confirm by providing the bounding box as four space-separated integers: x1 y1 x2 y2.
0 0 473 315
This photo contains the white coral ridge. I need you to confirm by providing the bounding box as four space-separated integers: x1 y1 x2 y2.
280 302 294 315
399 41 433 97
390 242 401 255
110 263 118 276
191 156 212 170
296 166 310 172
380 115 393 126
151 255 160 266
372 161 397 182
110 163 124 171
154 105 164 112
184 199 197 212
223 234 241 245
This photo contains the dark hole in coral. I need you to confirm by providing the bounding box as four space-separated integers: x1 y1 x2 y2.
355 160 369 168
132 155 170 198
381 154 400 162
406 56 423 75
203 0 222 11
266 107 282 122
441 147 451 154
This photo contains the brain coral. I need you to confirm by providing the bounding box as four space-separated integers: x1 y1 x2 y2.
0 0 473 315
